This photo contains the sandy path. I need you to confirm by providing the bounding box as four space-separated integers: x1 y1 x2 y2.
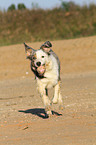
0 36 96 144
0 73 96 145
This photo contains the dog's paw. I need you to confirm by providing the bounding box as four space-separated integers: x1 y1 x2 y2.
47 110 52 115
45 105 52 117
52 98 58 104
46 110 52 118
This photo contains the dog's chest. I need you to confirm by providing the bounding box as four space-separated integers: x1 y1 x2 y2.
36 54 59 88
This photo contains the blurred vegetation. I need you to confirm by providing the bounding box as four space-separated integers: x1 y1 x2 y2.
0 2 96 46
18 3 26 10
8 4 16 11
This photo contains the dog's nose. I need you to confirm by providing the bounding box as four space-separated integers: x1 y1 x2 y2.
36 61 41 66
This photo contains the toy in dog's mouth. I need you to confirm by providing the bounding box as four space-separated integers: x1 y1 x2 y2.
37 65 46 76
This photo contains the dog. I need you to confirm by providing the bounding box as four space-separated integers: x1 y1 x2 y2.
24 41 63 117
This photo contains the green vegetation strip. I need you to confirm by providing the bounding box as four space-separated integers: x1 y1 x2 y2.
0 2 96 46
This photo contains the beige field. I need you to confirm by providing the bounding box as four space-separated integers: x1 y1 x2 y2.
0 36 96 145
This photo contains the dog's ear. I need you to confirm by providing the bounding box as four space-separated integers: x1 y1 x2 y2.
24 43 36 59
40 41 52 53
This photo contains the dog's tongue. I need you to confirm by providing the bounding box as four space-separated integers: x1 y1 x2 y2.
37 66 45 74
39 66 45 73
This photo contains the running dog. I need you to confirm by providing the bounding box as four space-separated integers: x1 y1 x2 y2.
24 41 63 117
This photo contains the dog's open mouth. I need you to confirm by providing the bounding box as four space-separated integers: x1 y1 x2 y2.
37 65 45 76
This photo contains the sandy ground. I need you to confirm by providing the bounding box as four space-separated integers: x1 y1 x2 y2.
0 36 96 145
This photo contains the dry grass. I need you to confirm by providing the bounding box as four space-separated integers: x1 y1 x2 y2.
0 4 96 46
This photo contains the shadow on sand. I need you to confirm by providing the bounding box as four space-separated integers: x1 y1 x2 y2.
19 108 62 119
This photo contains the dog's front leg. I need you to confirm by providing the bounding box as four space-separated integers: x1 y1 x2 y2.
37 83 52 116
52 81 63 110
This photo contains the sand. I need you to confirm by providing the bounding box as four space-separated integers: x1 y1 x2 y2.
0 36 96 145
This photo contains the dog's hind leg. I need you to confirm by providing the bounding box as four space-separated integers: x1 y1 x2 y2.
52 81 63 109
37 83 52 116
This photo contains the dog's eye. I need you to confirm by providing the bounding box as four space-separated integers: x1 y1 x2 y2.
42 56 44 58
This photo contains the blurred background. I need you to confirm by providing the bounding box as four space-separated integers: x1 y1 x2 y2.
0 0 96 46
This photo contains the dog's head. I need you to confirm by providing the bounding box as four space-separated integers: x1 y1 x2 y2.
24 41 52 77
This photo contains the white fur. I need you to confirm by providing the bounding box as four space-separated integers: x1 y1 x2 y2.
34 49 63 116
35 50 59 88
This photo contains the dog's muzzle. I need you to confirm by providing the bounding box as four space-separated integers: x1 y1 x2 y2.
33 60 46 77
37 65 45 76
